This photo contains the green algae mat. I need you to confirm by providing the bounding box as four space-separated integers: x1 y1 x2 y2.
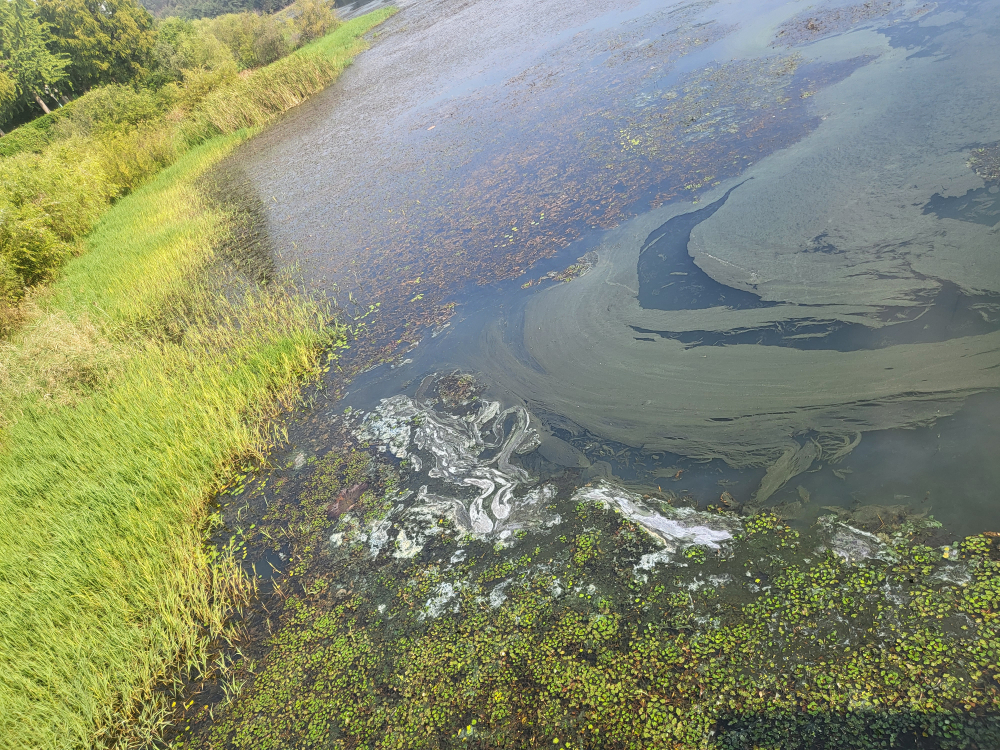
171 387 1000 750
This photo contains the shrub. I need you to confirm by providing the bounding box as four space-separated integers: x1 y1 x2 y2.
0 256 22 306
51 84 168 139
290 0 337 45
208 12 291 69
95 123 179 196
0 206 64 287
167 20 238 75
187 52 336 138
0 110 65 157
0 141 111 284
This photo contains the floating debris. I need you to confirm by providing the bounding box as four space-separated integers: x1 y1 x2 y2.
821 503 930 534
818 517 891 564
355 394 559 548
969 142 1000 181
420 581 464 620
929 562 972 587
572 481 740 553
750 439 822 506
435 372 485 407
773 0 902 46
523 251 599 288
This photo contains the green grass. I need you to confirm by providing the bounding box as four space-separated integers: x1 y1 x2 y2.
182 11 394 142
0 8 396 297
0 8 396 749
0 133 320 750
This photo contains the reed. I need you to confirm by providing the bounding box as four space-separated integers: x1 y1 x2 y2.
0 9 394 301
0 7 396 746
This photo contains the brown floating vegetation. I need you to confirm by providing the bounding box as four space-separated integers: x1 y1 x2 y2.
773 1 903 47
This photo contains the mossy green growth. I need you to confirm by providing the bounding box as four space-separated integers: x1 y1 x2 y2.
259 446 398 576
175 467 1000 750
571 529 602 567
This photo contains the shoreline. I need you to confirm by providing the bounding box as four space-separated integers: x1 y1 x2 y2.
0 9 395 748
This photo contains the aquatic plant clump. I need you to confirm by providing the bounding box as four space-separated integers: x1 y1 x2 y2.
773 0 902 46
184 500 1000 749
174 387 1000 750
521 252 598 288
969 143 1000 182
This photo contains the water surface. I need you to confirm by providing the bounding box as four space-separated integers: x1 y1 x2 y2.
236 0 1000 538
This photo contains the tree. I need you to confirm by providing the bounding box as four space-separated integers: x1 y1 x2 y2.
208 11 289 69
0 68 16 131
0 0 70 121
37 0 156 91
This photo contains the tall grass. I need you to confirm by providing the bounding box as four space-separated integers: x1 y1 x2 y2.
181 8 383 140
187 53 343 135
0 9 395 748
0 135 322 749
0 8 394 301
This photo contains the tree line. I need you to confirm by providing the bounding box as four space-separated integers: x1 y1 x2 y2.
0 0 333 133
0 0 341 303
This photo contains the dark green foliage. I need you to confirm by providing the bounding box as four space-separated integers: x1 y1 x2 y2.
38 0 157 92
0 0 70 122
0 0 335 135
0 108 65 156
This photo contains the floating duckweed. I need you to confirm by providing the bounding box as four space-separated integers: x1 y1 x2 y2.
173 393 1000 750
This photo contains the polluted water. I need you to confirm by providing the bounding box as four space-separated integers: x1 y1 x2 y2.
177 0 1000 746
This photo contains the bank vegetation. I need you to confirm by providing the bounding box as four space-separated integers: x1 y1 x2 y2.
0 7 394 748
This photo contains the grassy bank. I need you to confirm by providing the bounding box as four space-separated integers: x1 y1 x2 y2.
0 10 393 749
0 7 395 304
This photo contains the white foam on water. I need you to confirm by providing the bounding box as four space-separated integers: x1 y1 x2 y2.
573 482 740 551
355 396 560 551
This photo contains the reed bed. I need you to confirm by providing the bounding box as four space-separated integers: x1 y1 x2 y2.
0 8 395 748
0 9 394 303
